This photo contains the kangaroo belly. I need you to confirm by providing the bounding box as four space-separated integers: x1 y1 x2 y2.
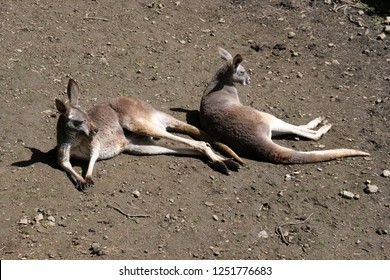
69 131 129 161
200 105 266 155
97 133 129 160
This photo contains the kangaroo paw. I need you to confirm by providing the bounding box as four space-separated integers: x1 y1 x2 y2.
213 161 231 175
224 159 241 171
77 178 95 191
305 116 325 129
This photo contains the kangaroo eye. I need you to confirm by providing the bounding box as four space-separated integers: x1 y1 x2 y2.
73 120 83 127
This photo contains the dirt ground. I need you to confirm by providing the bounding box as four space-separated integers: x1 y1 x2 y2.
0 0 389 260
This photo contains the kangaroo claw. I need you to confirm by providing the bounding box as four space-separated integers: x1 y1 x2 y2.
224 159 241 171
77 178 94 191
213 161 231 175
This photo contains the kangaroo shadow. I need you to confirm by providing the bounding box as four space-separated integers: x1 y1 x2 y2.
170 108 201 127
11 143 234 188
12 146 59 170
11 146 89 187
360 0 390 17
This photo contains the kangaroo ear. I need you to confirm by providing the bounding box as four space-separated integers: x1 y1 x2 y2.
67 79 80 105
55 99 68 114
218 47 233 61
233 54 243 69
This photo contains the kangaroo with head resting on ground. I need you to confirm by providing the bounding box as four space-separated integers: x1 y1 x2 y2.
199 48 370 164
56 79 243 190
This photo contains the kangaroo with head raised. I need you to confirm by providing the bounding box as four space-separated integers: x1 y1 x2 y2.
199 48 369 164
56 79 243 190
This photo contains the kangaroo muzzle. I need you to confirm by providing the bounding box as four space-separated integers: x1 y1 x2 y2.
90 127 98 136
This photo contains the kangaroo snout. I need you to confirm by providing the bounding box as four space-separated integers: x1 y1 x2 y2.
90 127 98 136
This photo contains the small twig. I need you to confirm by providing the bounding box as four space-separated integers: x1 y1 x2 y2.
276 213 314 245
333 4 349 15
0 246 5 252
107 204 151 219
348 15 364 27
360 248 370 253
84 13 109 22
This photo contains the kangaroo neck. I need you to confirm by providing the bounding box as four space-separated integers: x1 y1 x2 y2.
203 65 239 100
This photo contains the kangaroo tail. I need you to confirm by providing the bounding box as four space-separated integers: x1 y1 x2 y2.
257 139 370 164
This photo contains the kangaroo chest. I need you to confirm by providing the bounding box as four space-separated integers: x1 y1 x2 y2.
69 137 93 160
69 132 129 161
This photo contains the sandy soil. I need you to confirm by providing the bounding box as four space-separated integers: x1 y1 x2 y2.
0 0 389 260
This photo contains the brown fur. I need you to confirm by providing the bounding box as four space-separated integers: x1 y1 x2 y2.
200 48 370 164
56 79 242 190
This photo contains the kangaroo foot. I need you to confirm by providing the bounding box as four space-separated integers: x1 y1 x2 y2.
77 178 94 191
224 159 242 171
213 161 231 175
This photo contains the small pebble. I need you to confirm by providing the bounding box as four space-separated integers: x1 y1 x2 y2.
204 201 214 207
18 217 29 225
212 215 219 221
377 33 386 40
364 184 378 194
340 190 355 199
132 190 141 198
210 247 220 256
41 110 52 115
332 59 340 65
382 170 390 177
47 215 56 222
291 51 299 57
34 213 44 222
91 242 100 251
47 221 56 226
287 31 296 39
90 242 104 255
376 228 388 235
258 230 269 239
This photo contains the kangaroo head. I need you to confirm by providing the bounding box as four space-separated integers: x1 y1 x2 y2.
219 47 250 85
55 79 98 137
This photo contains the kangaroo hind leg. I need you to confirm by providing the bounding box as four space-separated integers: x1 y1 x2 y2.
270 115 332 141
300 116 326 129
124 135 204 156
122 113 236 175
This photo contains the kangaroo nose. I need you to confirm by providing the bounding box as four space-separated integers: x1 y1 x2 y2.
90 128 99 136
